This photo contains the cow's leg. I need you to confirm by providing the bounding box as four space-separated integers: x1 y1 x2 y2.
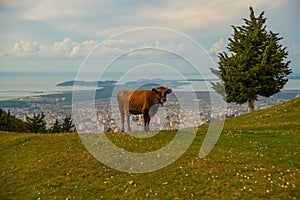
143 115 148 132
126 112 131 132
143 109 150 132
120 109 125 132
146 117 151 132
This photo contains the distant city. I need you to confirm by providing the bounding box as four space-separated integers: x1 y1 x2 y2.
0 81 299 132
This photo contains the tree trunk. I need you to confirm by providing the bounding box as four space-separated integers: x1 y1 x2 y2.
248 99 255 113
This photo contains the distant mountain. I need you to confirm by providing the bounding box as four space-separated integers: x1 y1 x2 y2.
57 79 190 89
288 74 300 79
122 79 190 89
57 80 117 87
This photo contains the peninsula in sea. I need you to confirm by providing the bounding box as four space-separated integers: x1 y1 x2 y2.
56 80 117 87
56 79 191 89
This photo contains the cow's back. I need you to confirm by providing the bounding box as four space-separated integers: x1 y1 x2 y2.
117 89 134 111
128 90 151 115
117 89 154 115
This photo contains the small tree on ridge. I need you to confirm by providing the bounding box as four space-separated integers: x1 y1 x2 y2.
62 115 76 133
26 112 47 133
211 7 292 112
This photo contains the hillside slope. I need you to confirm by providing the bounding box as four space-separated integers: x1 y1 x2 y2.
1 97 299 199
0 109 28 132
225 97 300 133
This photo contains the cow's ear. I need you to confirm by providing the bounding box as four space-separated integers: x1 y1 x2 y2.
166 88 172 94
152 88 159 94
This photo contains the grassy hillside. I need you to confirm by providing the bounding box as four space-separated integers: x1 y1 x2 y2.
1 97 299 199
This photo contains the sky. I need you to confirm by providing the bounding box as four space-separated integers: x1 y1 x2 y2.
0 0 299 76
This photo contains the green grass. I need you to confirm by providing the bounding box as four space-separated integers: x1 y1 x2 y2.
1 97 300 199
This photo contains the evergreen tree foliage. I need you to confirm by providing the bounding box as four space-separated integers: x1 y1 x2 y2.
62 115 76 133
0 109 28 132
26 112 47 133
211 7 291 112
210 68 226 100
5 109 11 131
50 119 63 133
0 109 76 134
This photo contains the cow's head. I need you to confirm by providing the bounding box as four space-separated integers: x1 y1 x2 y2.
152 86 172 105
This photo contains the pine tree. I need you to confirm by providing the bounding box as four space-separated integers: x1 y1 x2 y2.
0 109 6 131
26 112 47 133
211 7 291 112
50 119 62 133
5 109 11 131
62 115 76 133
210 68 226 100
0 109 28 132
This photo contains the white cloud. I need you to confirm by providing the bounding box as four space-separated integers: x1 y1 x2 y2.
12 40 40 57
125 40 187 58
1 0 298 75
289 44 300 55
20 0 88 21
208 38 226 56
0 0 290 51
132 0 287 32
1 0 292 60
8 37 191 59
11 38 98 58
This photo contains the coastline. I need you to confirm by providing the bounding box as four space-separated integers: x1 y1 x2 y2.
1 78 299 102
1 88 299 105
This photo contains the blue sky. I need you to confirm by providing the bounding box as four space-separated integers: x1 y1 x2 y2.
0 0 299 74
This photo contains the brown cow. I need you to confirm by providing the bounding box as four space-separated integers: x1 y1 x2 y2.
117 86 172 132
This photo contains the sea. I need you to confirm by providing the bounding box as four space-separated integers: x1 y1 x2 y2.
0 71 82 100
0 71 299 100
